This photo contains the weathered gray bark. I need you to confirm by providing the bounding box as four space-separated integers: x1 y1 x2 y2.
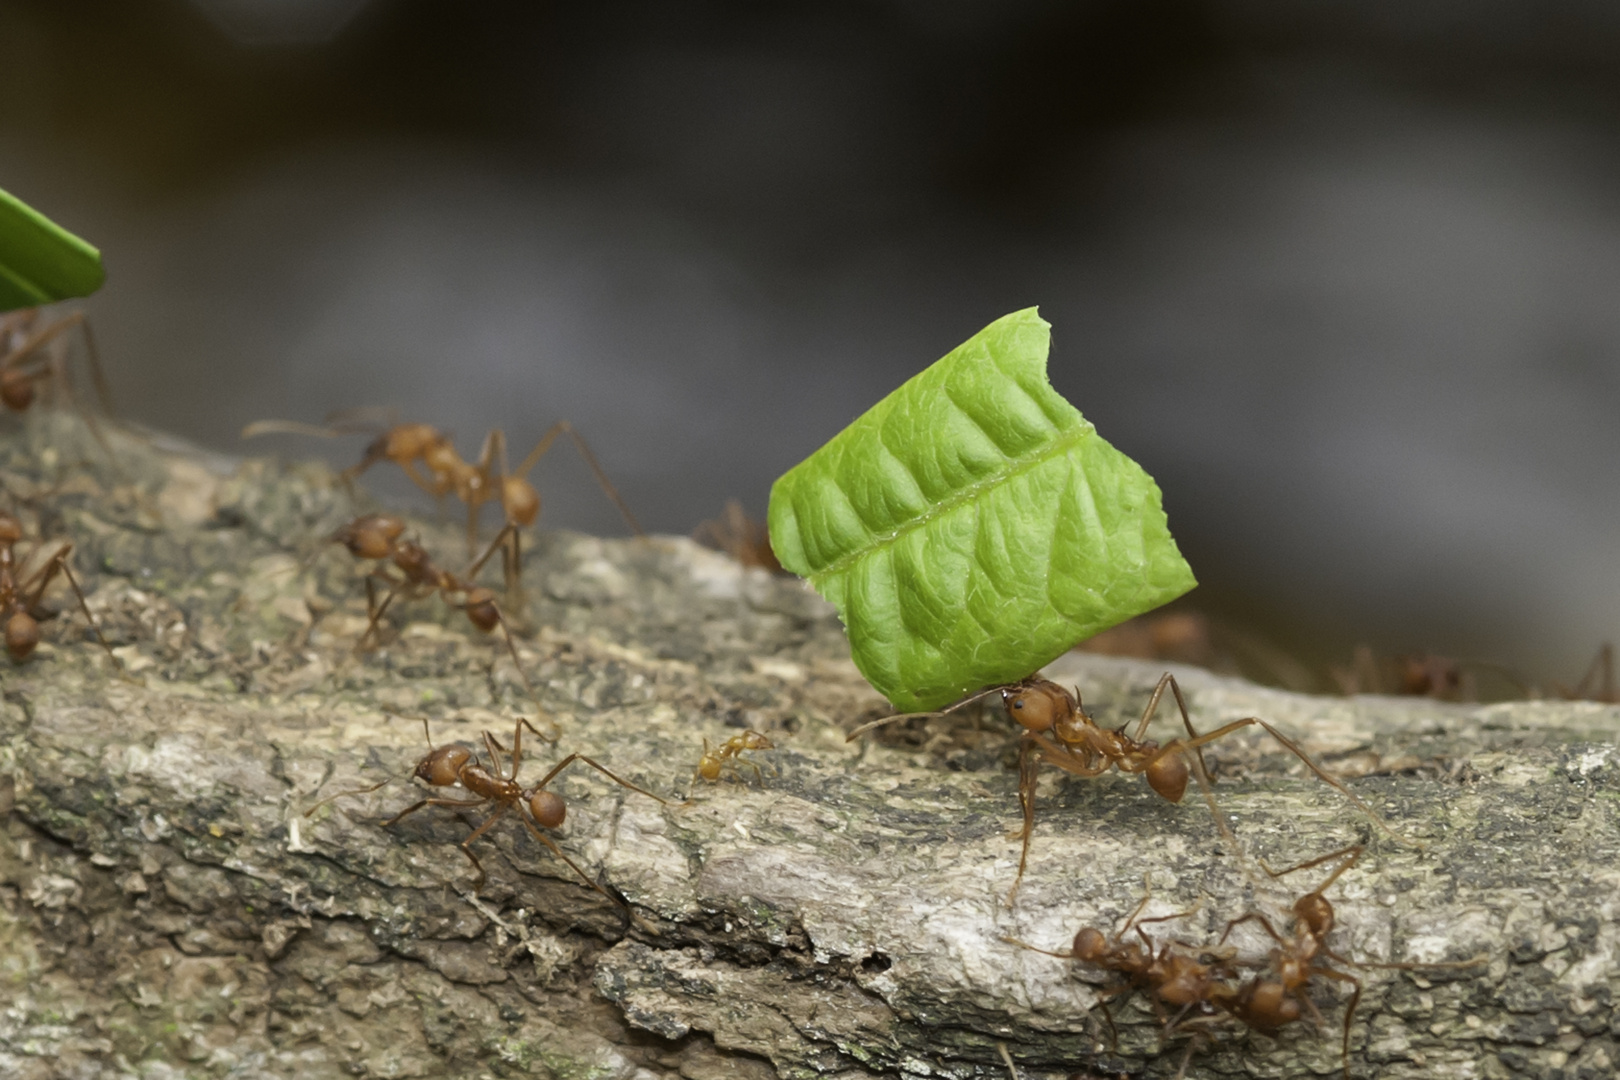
1 413 1616 1080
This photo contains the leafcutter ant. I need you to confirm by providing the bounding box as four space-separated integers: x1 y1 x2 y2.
0 511 118 667
0 308 113 416
243 415 643 573
850 672 1416 903
694 730 775 784
306 717 676 901
326 513 534 693
1214 843 1485 1080
692 500 782 572
1005 879 1228 1057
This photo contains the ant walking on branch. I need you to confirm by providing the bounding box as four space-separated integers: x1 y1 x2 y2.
850 672 1416 903
243 415 644 569
326 513 534 693
1213 843 1484 1080
0 308 114 416
0 510 118 666
307 716 677 901
1006 879 1231 1061
693 730 775 785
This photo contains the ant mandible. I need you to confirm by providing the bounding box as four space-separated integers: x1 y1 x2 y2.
327 513 534 693
307 716 677 901
694 730 775 784
850 671 1415 903
0 511 118 666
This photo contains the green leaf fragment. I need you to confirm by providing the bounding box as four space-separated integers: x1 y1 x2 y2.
768 307 1196 712
0 186 105 312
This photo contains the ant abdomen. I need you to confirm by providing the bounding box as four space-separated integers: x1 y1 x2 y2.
5 611 40 660
1145 750 1191 803
530 789 566 829
463 589 501 633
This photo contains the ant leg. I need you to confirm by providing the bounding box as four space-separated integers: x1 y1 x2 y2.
1258 843 1363 892
1310 967 1363 1080
1170 717 1421 849
455 803 515 892
381 795 489 829
515 809 624 906
1006 740 1042 906
26 547 120 669
513 421 645 536
995 1041 1021 1080
357 578 401 652
304 777 395 817
1217 911 1288 950
486 608 535 696
538 753 677 807
463 523 519 582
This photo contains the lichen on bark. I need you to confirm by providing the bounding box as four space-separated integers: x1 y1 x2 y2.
1 412 1617 1080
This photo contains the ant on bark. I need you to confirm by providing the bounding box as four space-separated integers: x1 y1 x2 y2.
1006 880 1230 1055
243 416 643 571
306 716 677 901
325 513 534 693
694 730 775 784
850 672 1415 903
1212 843 1484 1080
0 308 114 416
0 510 118 666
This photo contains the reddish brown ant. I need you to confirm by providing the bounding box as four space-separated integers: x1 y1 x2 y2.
694 730 775 784
307 716 676 901
692 500 782 572
1006 881 1228 1051
1214 843 1484 1080
850 672 1415 903
243 416 643 567
0 510 118 666
0 308 113 415
325 512 534 693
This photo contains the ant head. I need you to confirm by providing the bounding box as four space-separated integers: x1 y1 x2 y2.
530 789 566 829
501 477 540 526
337 515 403 560
1071 927 1109 963
0 369 34 411
1145 750 1191 803
1294 893 1335 939
0 513 22 545
742 731 773 751
463 589 500 633
415 744 472 787
1002 680 1070 733
384 424 443 461
5 611 40 660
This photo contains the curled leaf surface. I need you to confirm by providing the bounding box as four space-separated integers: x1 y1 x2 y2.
0 187 105 312
768 307 1195 711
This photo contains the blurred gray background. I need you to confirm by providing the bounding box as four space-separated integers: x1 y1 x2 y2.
2 0 1618 688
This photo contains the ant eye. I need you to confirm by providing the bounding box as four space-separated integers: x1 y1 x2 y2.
1012 699 1024 710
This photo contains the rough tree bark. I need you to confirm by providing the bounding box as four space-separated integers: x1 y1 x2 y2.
0 414 1616 1080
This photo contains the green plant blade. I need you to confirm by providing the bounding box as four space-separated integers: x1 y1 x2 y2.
0 187 105 312
768 307 1196 712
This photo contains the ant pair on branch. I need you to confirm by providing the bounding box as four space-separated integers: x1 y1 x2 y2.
244 415 643 570
306 716 678 903
323 513 534 694
0 509 119 669
850 671 1417 904
1008 845 1484 1080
